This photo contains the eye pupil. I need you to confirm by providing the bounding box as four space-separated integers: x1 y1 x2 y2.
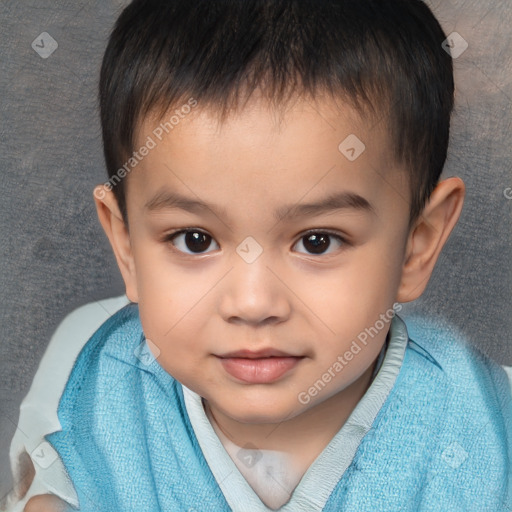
171 230 340 256
185 231 211 253
304 233 330 254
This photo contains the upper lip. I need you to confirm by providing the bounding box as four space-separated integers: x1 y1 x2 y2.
217 348 302 359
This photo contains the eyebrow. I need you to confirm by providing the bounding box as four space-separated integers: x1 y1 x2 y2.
144 189 374 222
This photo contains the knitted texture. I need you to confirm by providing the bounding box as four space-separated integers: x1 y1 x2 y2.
324 315 512 511
47 305 511 511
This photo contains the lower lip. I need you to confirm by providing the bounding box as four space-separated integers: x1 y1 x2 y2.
218 356 302 383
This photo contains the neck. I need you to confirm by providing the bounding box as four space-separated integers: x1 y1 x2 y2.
204 358 378 467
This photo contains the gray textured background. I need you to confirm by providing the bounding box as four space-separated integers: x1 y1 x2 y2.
0 0 511 497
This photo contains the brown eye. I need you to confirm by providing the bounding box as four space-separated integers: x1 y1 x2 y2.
294 231 345 256
167 230 219 254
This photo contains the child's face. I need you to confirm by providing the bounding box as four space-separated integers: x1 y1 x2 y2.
113 95 414 424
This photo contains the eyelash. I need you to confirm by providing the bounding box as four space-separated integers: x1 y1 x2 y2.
163 228 349 257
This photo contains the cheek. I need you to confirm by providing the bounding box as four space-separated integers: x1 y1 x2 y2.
304 238 405 353
132 240 194 316
358 225 407 294
130 243 186 345
132 245 216 371
137 294 207 384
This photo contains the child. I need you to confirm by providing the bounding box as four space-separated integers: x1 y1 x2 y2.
5 0 512 510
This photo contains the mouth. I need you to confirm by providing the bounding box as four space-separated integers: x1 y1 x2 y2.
218 348 299 359
215 349 304 383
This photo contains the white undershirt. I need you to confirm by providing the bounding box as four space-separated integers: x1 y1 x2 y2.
206 405 304 510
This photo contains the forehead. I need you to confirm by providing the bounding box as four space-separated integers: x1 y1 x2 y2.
128 94 409 225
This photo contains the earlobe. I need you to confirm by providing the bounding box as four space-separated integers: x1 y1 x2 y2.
93 185 139 303
397 177 465 303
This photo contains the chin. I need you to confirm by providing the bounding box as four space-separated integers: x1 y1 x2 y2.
222 399 303 425
235 412 292 425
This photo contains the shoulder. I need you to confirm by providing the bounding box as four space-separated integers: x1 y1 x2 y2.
20 295 133 425
46 297 159 433
45 301 183 511
402 314 512 402
4 296 131 512
363 314 512 510
54 299 153 424
398 314 511 506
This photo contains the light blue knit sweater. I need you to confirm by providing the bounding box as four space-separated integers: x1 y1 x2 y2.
47 304 511 511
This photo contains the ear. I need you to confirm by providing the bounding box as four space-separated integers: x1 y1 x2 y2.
397 177 465 303
93 185 139 303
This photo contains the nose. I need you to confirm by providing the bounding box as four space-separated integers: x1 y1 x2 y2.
218 248 291 327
